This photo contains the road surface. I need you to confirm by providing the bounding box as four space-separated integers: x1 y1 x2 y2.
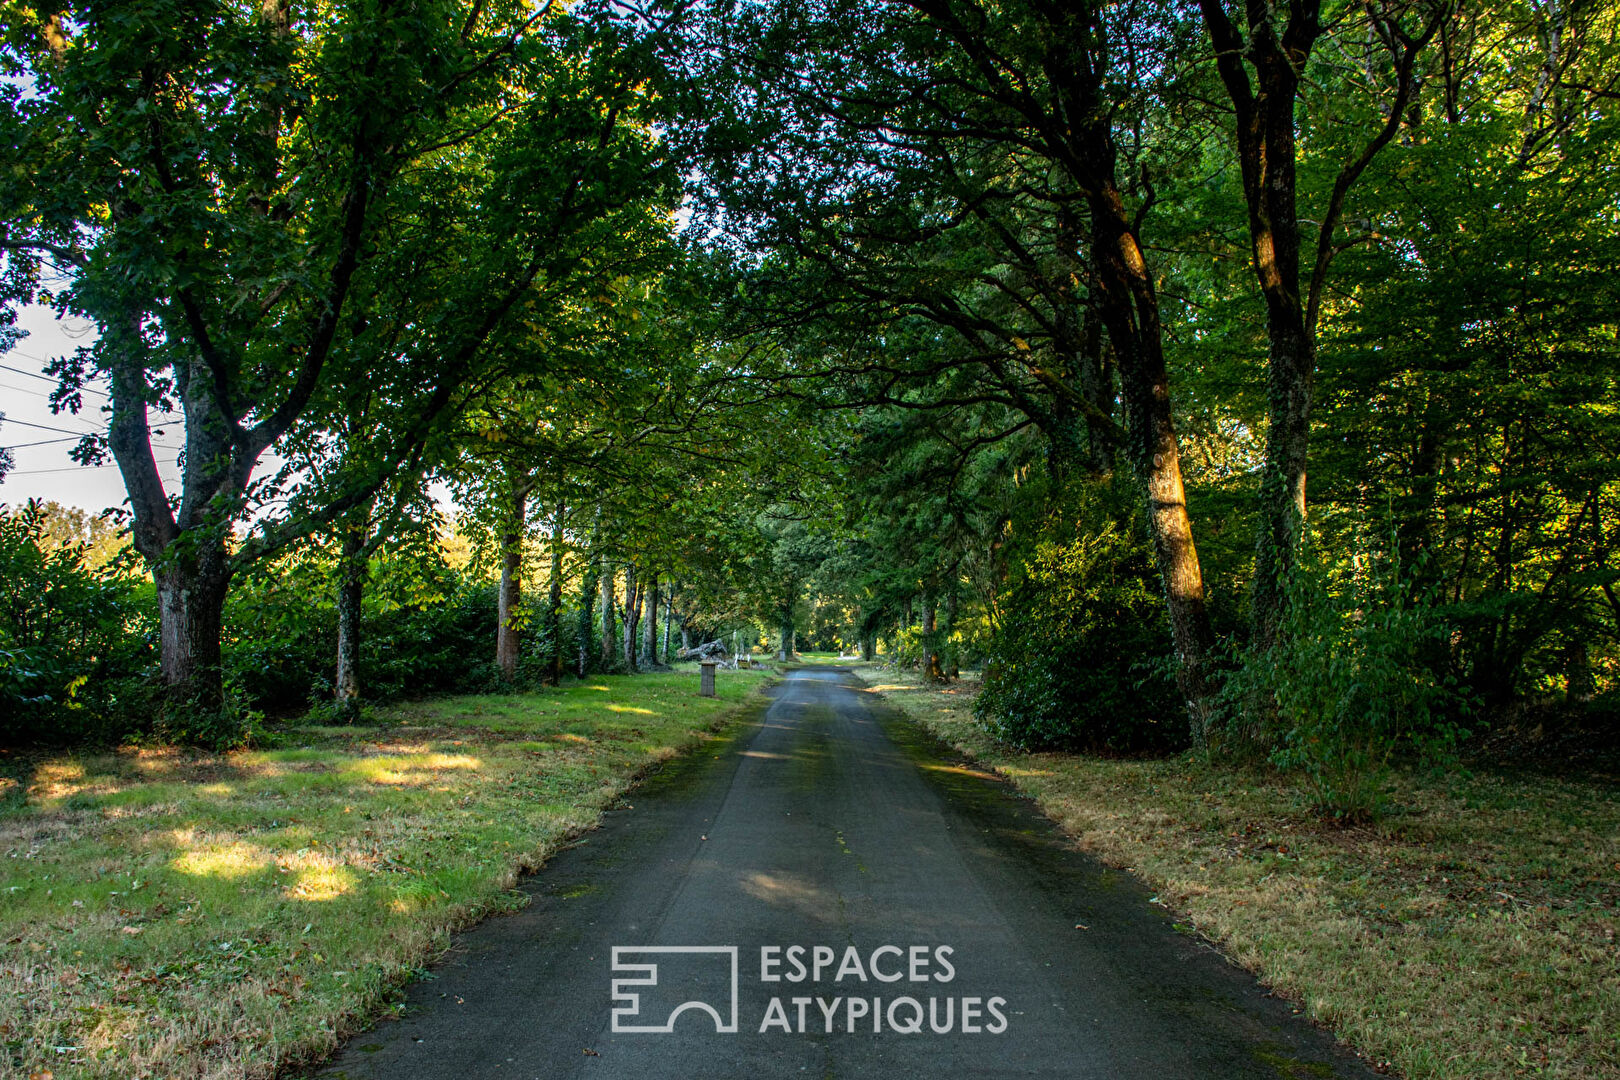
313 668 1375 1079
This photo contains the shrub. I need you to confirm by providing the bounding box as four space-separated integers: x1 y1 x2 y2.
225 544 500 714
225 550 336 714
974 513 1182 754
361 575 498 697
1222 542 1468 821
0 501 155 743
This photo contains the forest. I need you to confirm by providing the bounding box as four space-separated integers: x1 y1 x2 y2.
6 0 1617 812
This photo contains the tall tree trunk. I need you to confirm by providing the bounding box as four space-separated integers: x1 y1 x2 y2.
577 558 599 678
546 494 565 686
662 590 673 664
1079 134 1216 743
600 560 617 668
1250 321 1314 648
110 341 236 729
1566 640 1595 705
861 632 874 662
922 593 942 682
778 595 795 661
1199 3 1317 651
1077 308 1115 474
1196 0 1442 649
945 574 959 678
334 515 368 715
908 0 1216 737
1397 424 1444 576
154 549 231 721
622 563 640 673
496 485 527 682
641 572 660 668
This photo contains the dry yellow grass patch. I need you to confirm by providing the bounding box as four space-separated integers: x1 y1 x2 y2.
862 667 1619 1080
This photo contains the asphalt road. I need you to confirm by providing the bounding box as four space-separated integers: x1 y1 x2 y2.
313 668 1378 1080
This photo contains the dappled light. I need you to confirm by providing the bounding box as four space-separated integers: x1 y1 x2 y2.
343 753 484 787
285 862 358 902
0 659 773 1078
130 748 186 775
31 760 87 798
739 870 838 920
918 762 1001 783
0 0 1613 1076
170 837 273 880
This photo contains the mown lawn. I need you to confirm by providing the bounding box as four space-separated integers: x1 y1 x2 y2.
0 668 772 1079
863 667 1620 1080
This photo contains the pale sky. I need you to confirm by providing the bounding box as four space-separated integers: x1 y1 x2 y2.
0 304 180 514
1 305 459 523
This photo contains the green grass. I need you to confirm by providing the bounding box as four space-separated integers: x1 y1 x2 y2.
0 668 772 1079
863 669 1620 1080
782 650 874 667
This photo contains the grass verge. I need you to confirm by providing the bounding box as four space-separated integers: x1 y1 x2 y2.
0 667 772 1079
860 666 1619 1080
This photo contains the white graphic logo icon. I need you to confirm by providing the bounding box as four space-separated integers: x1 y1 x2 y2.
610 946 740 1033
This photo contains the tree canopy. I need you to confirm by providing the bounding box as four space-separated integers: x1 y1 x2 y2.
2 0 1617 814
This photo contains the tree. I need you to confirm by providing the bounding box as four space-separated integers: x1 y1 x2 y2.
688 0 1218 733
0 0 674 727
1192 0 1449 646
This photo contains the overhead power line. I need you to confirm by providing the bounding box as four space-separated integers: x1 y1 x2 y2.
0 358 111 397
0 361 60 383
6 464 121 475
0 436 81 450
0 415 99 437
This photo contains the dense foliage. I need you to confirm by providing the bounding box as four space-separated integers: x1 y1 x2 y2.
0 501 153 742
2 0 1617 813
975 523 1183 754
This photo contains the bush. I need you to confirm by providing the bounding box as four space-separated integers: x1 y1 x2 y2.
361 575 499 697
1221 542 1468 821
225 551 336 713
225 544 500 714
974 509 1182 754
0 501 155 743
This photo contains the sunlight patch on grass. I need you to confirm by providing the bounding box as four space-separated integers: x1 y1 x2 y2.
918 761 1000 781
341 752 483 786
286 862 357 902
171 838 272 879
0 665 774 1080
